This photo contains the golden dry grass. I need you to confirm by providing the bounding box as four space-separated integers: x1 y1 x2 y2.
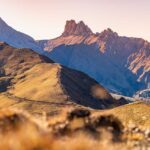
0 108 130 150
10 63 65 102
0 102 150 150
0 94 16 108
91 102 150 128
110 102 150 128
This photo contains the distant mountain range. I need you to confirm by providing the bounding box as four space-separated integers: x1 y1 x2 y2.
0 18 42 53
0 17 149 98
41 20 150 98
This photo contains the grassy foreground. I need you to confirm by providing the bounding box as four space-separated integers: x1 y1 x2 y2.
0 102 150 150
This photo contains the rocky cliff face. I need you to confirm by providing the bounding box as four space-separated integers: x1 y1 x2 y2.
41 20 150 97
62 20 93 36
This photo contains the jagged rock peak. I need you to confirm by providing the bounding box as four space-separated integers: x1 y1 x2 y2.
99 28 118 38
62 20 93 36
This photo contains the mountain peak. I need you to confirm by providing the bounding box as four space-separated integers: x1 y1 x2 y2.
62 20 93 36
99 28 118 38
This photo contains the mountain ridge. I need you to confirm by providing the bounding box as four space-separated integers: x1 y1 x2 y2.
0 17 42 53
0 18 149 98
41 20 150 97
0 42 117 112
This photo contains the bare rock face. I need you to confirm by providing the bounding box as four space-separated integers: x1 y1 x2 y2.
41 20 150 97
62 20 93 36
98 28 118 39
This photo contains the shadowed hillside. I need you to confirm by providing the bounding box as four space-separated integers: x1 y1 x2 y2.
0 42 116 115
0 42 150 149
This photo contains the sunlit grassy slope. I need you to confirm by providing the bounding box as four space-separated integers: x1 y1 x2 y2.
91 102 150 128
111 102 150 128
0 42 117 115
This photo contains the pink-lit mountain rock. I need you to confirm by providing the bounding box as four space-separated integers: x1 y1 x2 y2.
41 20 150 97
62 20 93 36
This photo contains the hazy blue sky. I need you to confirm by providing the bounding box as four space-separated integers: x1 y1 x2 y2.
0 0 150 40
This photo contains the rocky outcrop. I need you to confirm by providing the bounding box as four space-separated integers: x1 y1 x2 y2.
62 20 93 36
41 20 150 97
